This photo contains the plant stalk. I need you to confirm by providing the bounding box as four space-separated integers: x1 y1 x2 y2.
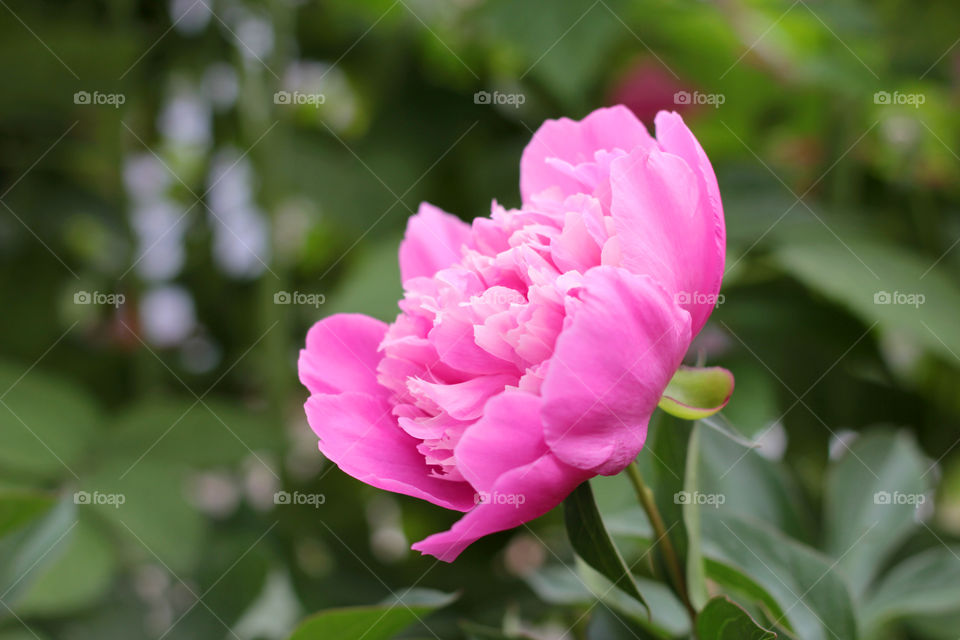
625 461 696 621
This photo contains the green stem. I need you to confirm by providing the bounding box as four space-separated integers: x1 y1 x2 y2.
625 461 696 621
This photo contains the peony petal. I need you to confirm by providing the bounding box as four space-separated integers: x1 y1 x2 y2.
412 392 590 561
411 453 588 561
609 144 719 334
453 390 545 489
541 266 691 476
399 203 474 282
305 392 476 511
298 314 388 397
407 374 516 421
520 105 657 202
654 111 726 334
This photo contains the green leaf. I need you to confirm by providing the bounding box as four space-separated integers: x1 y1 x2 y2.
575 560 691 638
0 363 100 481
682 424 708 610
658 366 735 420
704 560 791 630
824 430 928 598
0 489 55 539
0 498 76 606
80 459 205 574
696 425 813 544
773 235 960 365
585 607 662 640
696 596 777 639
861 546 960 633
563 481 649 613
288 590 456 640
324 235 404 323
13 517 117 615
106 397 278 469
701 514 856 640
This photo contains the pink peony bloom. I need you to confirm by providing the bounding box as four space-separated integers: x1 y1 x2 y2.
299 106 725 561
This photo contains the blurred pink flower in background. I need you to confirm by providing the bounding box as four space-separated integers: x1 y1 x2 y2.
609 58 691 123
299 106 726 561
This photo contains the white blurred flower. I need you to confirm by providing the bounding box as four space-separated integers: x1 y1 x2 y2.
207 149 270 278
755 420 788 461
124 153 172 204
228 10 275 62
158 93 212 147
131 200 188 281
202 62 239 111
170 0 212 35
140 285 196 347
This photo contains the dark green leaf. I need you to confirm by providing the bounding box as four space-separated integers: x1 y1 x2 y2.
774 236 960 364
0 363 100 481
0 498 76 606
288 590 456 640
824 430 928 598
861 546 960 633
13 517 117 616
563 481 648 613
0 489 55 539
701 514 856 640
696 596 777 639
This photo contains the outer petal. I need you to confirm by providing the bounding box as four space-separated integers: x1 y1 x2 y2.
412 392 590 561
399 203 474 282
541 267 691 476
520 105 657 202
298 314 387 397
654 111 726 334
609 145 718 334
305 392 477 511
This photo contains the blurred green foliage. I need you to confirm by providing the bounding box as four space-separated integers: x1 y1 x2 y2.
1 0 960 638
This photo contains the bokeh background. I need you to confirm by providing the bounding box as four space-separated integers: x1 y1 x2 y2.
1 0 960 638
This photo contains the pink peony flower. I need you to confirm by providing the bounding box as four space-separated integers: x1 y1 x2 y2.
299 106 725 561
